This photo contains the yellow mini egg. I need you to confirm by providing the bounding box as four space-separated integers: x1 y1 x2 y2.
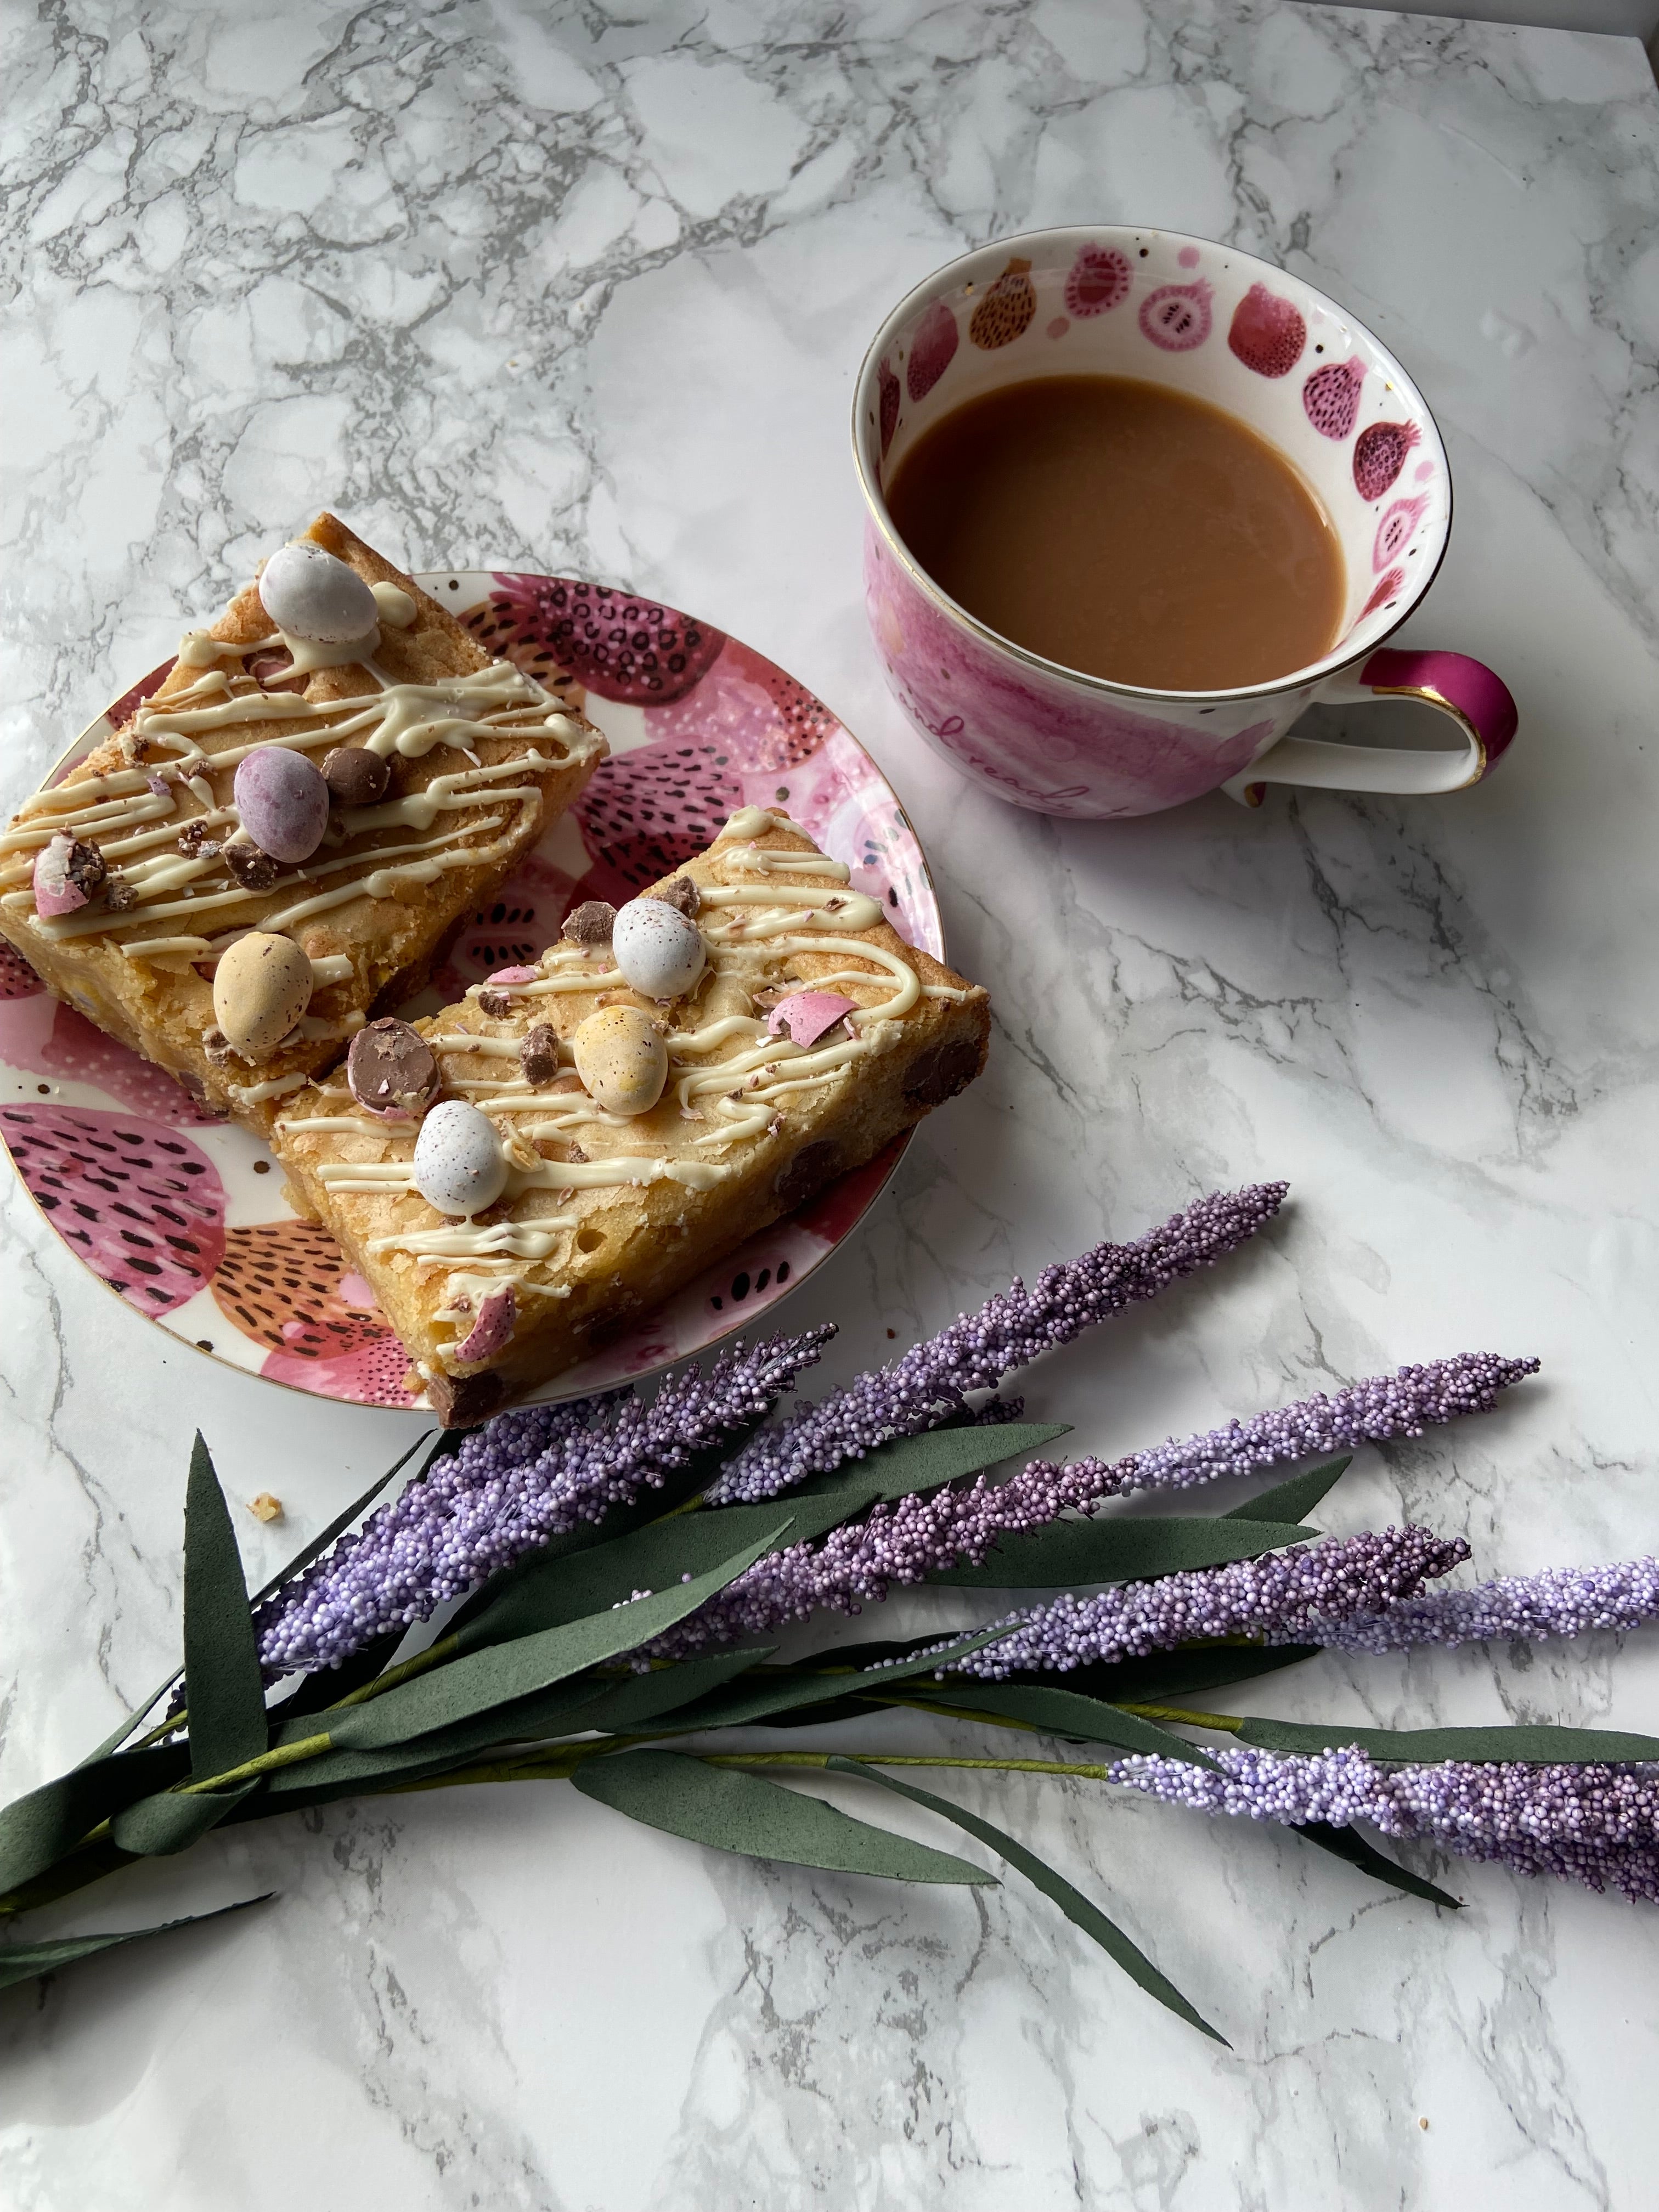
212 931 312 1060
573 1005 668 1116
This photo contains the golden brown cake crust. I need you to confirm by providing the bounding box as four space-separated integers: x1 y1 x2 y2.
273 813 990 1420
0 515 604 1131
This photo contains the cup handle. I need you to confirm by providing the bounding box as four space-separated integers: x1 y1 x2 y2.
1221 650 1519 807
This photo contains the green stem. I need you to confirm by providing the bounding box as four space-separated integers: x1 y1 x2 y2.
1115 1704 1245 1735
176 1731 335 1795
397 1746 1126 1792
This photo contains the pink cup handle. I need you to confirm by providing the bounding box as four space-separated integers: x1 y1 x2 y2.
1221 650 1519 807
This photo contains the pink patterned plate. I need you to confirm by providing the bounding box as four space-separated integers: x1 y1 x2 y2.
0 574 943 1413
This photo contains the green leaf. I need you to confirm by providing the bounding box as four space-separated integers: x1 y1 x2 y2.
252 1649 778 1810
649 1631 1009 1732
454 1424 1069 1657
1291 1821 1461 1909
183 1435 268 1783
790 1421 1071 1504
109 1782 261 1857
1232 1716 1659 1764
827 1759 1226 2044
911 1683 1220 1770
84 1434 431 1765
1032 1645 1318 1705
1223 1455 1351 1525
0 1746 191 1900
0 1893 272 1992
574 1751 994 1886
929 1515 1316 1588
328 1523 793 1753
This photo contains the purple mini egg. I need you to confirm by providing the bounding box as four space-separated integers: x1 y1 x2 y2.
233 746 330 864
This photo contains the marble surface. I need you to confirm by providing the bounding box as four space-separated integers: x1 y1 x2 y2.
4 1 1659 2204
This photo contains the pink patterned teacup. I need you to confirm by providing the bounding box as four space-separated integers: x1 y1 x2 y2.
853 226 1517 819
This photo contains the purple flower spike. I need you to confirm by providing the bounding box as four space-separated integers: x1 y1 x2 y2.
1310 1555 1659 1656
253 1330 833 1678
944 1527 1469 1679
707 1182 1289 1505
649 1444 1116 1659
1111 1746 1659 1903
1063 1352 1538 1505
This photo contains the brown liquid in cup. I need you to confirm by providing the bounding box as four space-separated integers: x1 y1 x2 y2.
883 375 1346 692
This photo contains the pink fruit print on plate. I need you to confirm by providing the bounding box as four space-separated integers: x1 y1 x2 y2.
1353 419 1421 501
1227 283 1306 378
0 1102 225 1316
1138 280 1212 352
1064 244 1131 318
906 300 958 403
1302 357 1365 441
0 573 944 1413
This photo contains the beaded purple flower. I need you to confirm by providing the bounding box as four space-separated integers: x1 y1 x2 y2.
1308 1555 1659 1655
938 1527 1470 1679
707 1182 1290 1505
254 1331 832 1678
1111 1745 1659 1903
1064 1352 1538 1504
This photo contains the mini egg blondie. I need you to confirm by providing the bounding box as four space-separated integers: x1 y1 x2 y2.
0 515 605 1131
272 809 991 1422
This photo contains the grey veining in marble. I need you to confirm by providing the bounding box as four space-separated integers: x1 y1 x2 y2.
4 2 1659 2206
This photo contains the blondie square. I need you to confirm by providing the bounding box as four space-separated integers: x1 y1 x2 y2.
0 515 604 1130
272 809 990 1421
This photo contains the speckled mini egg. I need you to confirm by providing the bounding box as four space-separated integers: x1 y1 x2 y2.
212 931 312 1060
234 745 330 862
258 542 380 644
413 1099 509 1217
612 898 704 1000
572 1005 669 1117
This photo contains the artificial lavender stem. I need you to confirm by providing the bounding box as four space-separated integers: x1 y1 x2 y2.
1060 1352 1539 1504
253 1329 833 1679
707 1181 1289 1505
1111 1745 1659 1903
1307 1555 1659 1655
651 1353 1530 1659
943 1527 1470 1679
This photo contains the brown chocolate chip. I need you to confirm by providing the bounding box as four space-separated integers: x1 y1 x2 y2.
323 744 391 805
347 1017 439 1117
176 820 219 858
562 899 617 945
901 1035 981 1108
519 1022 562 1086
202 1027 234 1066
773 1139 841 1215
647 875 701 918
477 986 512 1019
103 872 138 912
58 838 108 898
428 1369 507 1429
223 843 281 891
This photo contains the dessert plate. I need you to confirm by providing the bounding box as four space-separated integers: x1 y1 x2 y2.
0 572 942 1412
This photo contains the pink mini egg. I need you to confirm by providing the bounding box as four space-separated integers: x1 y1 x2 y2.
233 746 330 864
766 991 860 1048
32 833 106 918
453 1285 517 1365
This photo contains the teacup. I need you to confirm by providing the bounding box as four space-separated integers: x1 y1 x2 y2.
853 226 1517 819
